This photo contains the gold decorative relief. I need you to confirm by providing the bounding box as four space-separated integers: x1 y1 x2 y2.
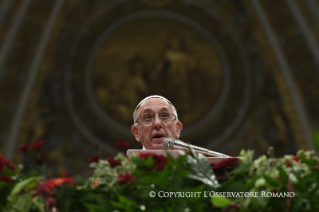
92 17 223 127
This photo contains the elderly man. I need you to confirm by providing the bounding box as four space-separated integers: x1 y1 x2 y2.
131 95 183 150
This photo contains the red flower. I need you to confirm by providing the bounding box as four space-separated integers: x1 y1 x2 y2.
30 140 45 151
263 151 269 157
107 158 121 167
153 155 167 170
35 157 44 164
47 197 57 208
45 170 76 189
0 154 14 171
115 141 130 149
139 152 157 159
225 203 239 212
286 179 293 211
214 158 239 169
46 177 76 189
285 159 292 167
138 153 167 171
88 154 100 163
32 182 57 210
0 155 9 170
32 181 53 198
117 173 136 183
0 175 13 183
7 163 15 171
19 143 30 152
292 156 300 162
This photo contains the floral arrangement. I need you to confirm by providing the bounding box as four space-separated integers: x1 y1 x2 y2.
1 132 319 212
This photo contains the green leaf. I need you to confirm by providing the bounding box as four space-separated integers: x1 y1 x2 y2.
32 196 46 212
211 195 232 207
111 194 137 212
166 151 187 165
2 167 15 177
245 174 261 190
251 192 270 208
111 201 127 210
8 177 42 201
84 203 106 212
300 157 318 167
6 194 33 212
263 175 280 187
131 157 146 166
190 184 206 193
117 194 136 207
186 154 219 188
278 167 288 184
144 156 154 168
313 129 319 152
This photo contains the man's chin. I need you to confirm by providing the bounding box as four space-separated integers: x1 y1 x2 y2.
150 143 165 150
150 137 165 150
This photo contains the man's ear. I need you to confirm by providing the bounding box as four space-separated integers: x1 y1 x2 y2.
175 121 183 139
131 125 141 142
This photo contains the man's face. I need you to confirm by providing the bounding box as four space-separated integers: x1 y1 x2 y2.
131 98 183 150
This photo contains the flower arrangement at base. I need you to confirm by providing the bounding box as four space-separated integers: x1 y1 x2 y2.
1 134 319 212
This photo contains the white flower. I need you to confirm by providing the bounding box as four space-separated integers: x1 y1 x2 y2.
289 173 298 183
255 177 266 188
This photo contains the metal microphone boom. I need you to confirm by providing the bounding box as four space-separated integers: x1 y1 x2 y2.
163 138 230 157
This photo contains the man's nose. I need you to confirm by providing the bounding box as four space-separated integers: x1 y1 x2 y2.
153 115 162 128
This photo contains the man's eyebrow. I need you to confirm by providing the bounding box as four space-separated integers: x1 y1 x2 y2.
141 107 170 113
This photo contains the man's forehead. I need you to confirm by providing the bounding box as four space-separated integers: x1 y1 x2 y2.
142 98 168 106
138 98 172 112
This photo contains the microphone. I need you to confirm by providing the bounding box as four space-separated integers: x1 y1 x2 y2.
163 138 230 157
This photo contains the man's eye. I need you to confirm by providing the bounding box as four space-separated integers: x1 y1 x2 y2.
160 112 169 118
143 114 153 119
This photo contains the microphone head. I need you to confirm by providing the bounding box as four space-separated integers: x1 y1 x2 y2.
163 138 175 149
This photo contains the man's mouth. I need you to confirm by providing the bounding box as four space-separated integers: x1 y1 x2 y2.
151 133 166 143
